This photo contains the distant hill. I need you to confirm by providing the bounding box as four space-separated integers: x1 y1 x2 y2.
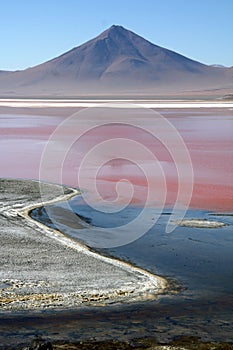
0 25 232 97
210 64 226 68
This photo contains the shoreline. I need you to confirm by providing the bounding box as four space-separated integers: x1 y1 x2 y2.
0 98 233 109
0 178 167 312
19 184 168 296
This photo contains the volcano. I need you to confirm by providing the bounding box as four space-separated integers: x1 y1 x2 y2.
0 25 232 97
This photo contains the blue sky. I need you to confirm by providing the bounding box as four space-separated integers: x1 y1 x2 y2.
0 0 233 70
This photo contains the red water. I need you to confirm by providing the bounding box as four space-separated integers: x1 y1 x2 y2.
0 109 232 211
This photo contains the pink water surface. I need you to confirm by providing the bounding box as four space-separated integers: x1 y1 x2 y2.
0 108 232 211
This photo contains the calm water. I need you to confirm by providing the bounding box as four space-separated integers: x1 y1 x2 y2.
0 108 233 210
29 199 233 343
32 200 233 299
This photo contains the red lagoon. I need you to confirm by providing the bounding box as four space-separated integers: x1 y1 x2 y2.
0 108 232 211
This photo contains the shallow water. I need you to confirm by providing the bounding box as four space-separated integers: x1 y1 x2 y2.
32 201 233 298
29 200 233 343
0 108 233 210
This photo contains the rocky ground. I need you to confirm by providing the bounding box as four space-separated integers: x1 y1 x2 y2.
4 336 233 350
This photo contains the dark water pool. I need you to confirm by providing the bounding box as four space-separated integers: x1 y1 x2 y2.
31 198 233 295
27 197 233 343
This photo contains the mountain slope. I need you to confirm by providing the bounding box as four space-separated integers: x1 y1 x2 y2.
0 25 232 96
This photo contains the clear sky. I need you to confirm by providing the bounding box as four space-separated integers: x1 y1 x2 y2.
0 0 233 71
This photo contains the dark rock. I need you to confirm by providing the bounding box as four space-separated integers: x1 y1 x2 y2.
30 338 53 350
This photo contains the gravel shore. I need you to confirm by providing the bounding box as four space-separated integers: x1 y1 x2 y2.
0 179 166 311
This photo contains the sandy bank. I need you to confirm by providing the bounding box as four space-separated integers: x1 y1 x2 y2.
0 179 166 311
175 219 227 228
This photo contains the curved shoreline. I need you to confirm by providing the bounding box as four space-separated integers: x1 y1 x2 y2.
19 185 167 292
0 178 167 311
